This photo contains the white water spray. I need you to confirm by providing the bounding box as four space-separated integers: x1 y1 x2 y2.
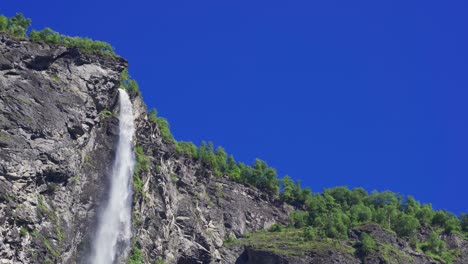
91 89 135 264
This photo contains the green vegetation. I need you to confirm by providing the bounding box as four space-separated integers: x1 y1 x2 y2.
37 195 46 210
223 234 238 246
170 173 179 183
154 258 166 264
355 233 375 258
229 228 355 257
418 232 459 264
147 108 175 143
30 27 115 55
31 230 39 238
128 243 143 264
175 141 198 158
276 187 463 263
0 13 115 55
144 107 468 251
101 109 113 118
42 236 60 257
0 13 31 38
303 226 316 241
56 226 64 242
146 104 282 194
374 241 414 263
20 227 28 236
12 12 462 262
120 69 140 94
269 223 283 232
133 146 150 199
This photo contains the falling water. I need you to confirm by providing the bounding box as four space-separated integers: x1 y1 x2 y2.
91 89 135 264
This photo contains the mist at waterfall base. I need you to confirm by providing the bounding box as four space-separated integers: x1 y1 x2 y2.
91 89 136 263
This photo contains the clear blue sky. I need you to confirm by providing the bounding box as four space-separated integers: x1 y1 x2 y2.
3 1 467 214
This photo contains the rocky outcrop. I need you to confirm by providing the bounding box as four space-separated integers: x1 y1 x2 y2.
0 33 126 263
234 223 466 264
236 247 360 264
131 104 291 263
0 34 291 264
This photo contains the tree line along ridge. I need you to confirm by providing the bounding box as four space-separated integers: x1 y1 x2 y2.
0 13 115 56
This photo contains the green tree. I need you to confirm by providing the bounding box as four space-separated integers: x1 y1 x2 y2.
32 27 61 44
176 141 198 158
443 216 460 234
325 186 352 209
155 117 175 143
403 196 421 216
148 109 158 124
226 155 241 181
228 165 241 182
305 194 328 220
289 210 308 228
299 188 313 206
127 79 139 93
8 13 31 38
421 232 446 255
214 146 228 175
373 205 399 229
323 211 349 239
0 15 8 32
356 233 376 257
120 68 130 87
252 159 279 195
198 141 216 168
393 214 420 237
303 226 316 241
280 175 295 203
350 187 368 206
369 191 400 208
416 204 434 226
269 224 283 232
350 203 373 224
227 155 236 170
119 69 139 92
238 162 250 183
460 213 468 232
432 210 450 227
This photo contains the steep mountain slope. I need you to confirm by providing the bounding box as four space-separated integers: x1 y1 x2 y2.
0 33 467 264
0 33 127 263
0 34 291 263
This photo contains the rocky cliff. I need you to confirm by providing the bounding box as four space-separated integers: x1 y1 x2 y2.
0 34 291 263
0 33 127 263
0 34 467 264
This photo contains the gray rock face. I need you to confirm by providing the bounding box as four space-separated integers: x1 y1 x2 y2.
0 34 467 264
131 106 292 263
0 33 127 263
0 34 292 264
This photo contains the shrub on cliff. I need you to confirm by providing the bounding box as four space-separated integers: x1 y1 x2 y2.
0 15 8 32
120 69 140 93
1 13 115 55
7 13 31 38
355 233 376 257
176 141 198 158
461 213 468 232
147 108 176 143
393 214 420 237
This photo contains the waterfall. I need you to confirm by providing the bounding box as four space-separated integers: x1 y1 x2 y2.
91 89 136 264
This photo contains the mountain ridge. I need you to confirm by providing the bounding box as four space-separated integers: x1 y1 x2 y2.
0 14 467 264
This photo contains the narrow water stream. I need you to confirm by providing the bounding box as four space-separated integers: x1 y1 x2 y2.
91 89 135 264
